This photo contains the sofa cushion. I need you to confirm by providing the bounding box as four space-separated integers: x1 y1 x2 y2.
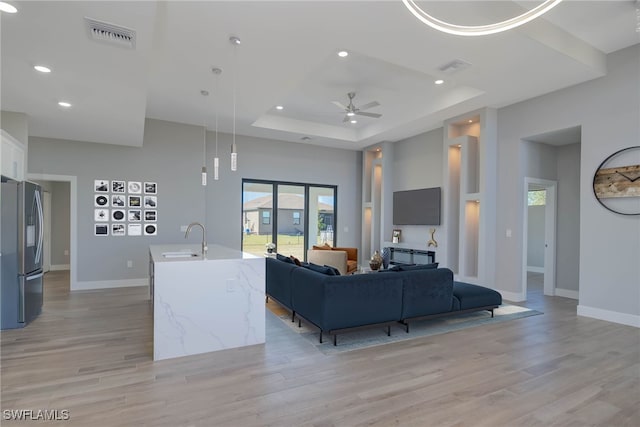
312 244 331 250
333 247 357 261
452 281 502 310
276 253 294 264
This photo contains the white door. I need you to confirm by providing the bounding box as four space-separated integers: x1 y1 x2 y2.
43 191 52 273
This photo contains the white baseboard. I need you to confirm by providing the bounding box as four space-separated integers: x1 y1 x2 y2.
527 266 544 273
577 305 640 328
73 278 149 291
50 264 70 271
555 288 579 300
499 290 526 302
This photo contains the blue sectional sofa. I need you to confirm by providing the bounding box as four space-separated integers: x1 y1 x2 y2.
266 256 502 345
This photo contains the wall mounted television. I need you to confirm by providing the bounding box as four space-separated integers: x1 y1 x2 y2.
393 187 441 225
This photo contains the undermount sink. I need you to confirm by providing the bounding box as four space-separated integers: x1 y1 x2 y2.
162 251 199 258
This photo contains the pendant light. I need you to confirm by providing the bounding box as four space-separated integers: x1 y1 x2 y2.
200 90 209 186
212 67 222 180
229 36 240 171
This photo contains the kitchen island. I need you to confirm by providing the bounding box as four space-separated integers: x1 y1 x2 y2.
149 244 265 361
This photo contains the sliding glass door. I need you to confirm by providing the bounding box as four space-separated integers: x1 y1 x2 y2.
241 179 337 259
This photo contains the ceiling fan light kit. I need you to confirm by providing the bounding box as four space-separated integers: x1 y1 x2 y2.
333 91 382 124
401 0 564 36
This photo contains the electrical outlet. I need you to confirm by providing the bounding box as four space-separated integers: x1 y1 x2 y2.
180 225 188 232
506 229 512 238
127 260 133 268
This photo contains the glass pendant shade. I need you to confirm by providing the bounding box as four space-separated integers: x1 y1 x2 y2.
214 157 219 180
201 166 207 186
231 143 237 171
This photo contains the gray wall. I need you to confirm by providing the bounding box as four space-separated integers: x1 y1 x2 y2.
496 44 639 318
28 118 361 285
391 127 444 245
527 205 545 268
556 143 581 292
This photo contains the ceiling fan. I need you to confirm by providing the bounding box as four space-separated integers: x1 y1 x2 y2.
332 92 382 123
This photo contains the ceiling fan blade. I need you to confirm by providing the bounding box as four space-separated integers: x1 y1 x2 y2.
342 115 350 123
358 101 380 110
356 111 382 118
332 101 348 110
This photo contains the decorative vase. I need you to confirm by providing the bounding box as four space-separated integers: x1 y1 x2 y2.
370 250 383 271
381 247 390 269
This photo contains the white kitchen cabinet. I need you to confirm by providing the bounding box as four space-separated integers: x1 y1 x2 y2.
1 130 25 181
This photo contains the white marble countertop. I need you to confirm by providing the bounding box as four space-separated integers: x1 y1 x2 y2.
149 244 260 263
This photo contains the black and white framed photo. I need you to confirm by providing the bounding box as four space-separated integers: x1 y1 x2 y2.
112 224 126 236
94 179 109 193
128 181 142 194
94 224 109 236
94 209 109 222
112 195 126 207
144 196 157 208
128 195 141 207
128 209 141 222
112 209 125 222
144 210 157 222
94 194 109 207
128 223 142 236
144 224 157 236
111 180 125 193
144 182 157 194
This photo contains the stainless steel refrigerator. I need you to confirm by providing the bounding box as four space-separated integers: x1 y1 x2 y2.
1 180 44 329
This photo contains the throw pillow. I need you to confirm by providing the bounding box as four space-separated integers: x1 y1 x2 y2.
276 253 294 264
312 245 330 251
305 263 337 275
323 265 341 276
289 255 302 266
399 263 439 271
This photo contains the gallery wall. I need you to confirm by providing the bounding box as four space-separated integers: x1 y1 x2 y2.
496 44 639 325
27 118 361 289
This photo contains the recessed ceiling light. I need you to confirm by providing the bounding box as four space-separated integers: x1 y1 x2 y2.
435 79 444 85
0 2 17 13
350 119 357 124
34 65 51 73
346 112 355 117
337 51 349 58
275 105 284 110
58 101 72 108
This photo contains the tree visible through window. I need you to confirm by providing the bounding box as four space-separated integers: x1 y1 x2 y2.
528 190 546 206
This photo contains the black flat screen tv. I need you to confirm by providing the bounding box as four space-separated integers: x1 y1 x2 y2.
393 187 441 225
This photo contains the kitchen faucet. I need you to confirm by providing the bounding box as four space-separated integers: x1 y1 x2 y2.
185 222 207 255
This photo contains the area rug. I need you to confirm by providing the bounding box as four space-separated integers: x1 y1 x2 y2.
268 304 542 355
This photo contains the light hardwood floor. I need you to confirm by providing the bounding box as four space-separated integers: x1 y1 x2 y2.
1 270 638 426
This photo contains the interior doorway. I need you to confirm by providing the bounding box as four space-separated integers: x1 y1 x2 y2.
522 178 557 299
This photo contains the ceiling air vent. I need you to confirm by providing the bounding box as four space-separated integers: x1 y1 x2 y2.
438 59 472 75
85 17 136 49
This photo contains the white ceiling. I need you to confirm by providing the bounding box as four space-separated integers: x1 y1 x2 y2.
1 1 638 150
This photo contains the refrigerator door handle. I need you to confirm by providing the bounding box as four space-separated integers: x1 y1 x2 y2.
34 189 44 265
26 272 44 281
